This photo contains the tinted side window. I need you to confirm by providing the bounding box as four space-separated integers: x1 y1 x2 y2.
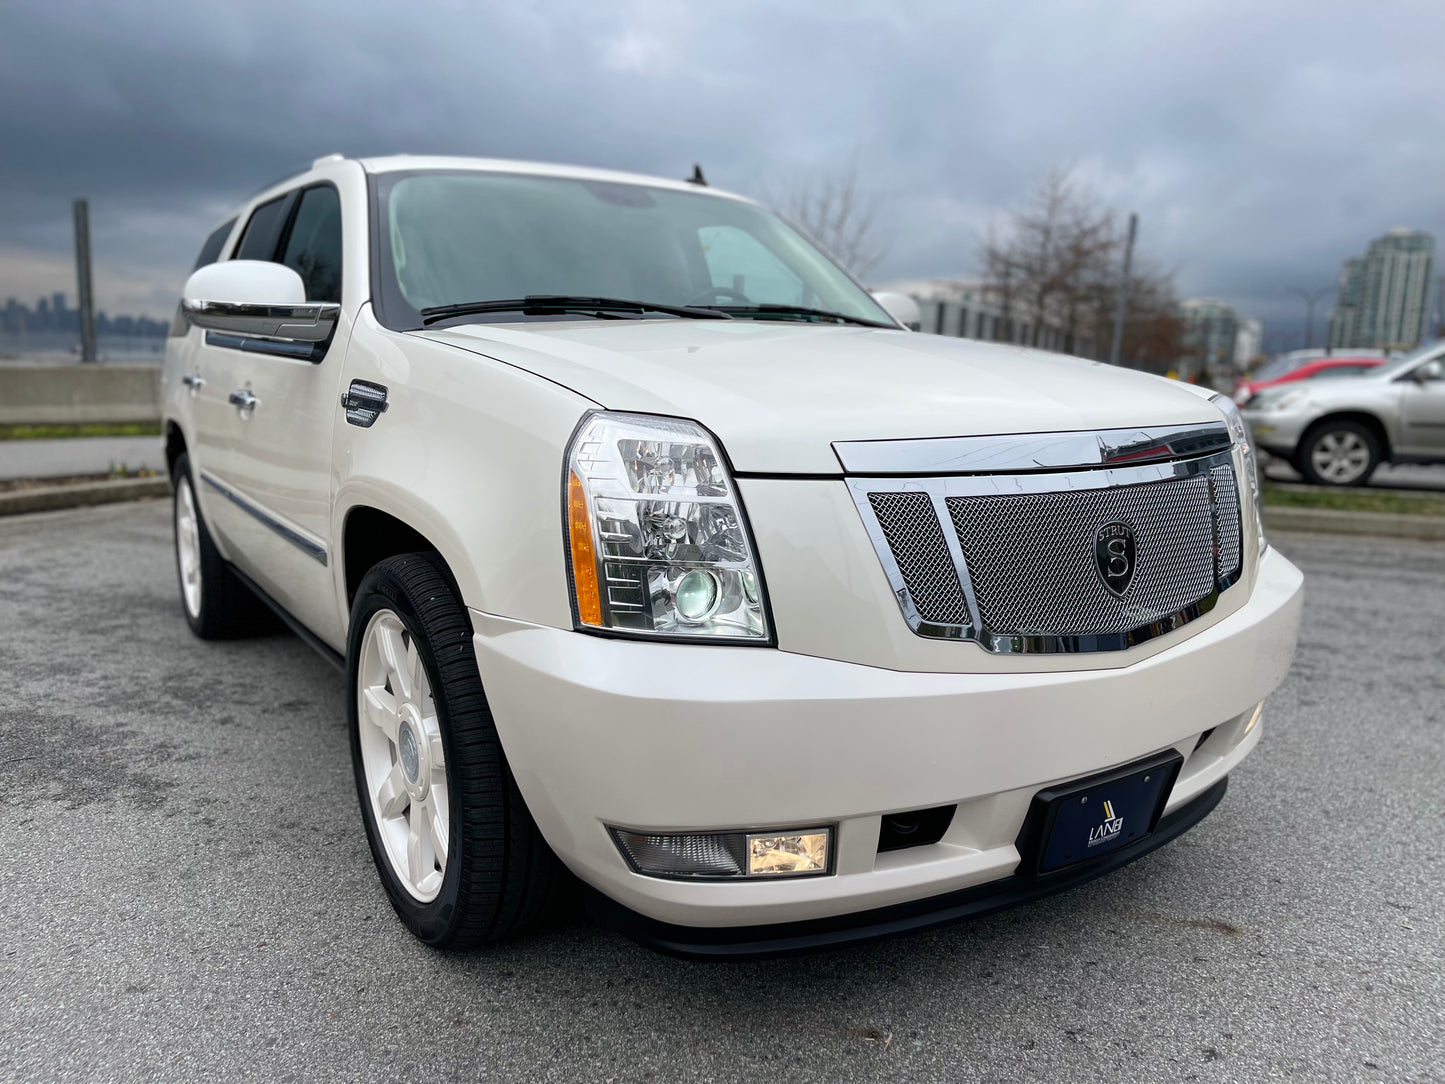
192 218 237 270
280 186 342 302
235 193 296 261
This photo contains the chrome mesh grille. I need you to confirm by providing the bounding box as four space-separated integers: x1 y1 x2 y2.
867 492 968 623
848 429 1245 653
945 475 1220 637
1212 465 1242 580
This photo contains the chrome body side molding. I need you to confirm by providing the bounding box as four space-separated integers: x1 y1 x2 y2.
200 471 329 566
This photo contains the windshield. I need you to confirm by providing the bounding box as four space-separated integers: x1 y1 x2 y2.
371 170 893 330
1370 339 1443 379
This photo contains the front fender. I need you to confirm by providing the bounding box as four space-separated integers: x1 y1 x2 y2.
332 310 600 632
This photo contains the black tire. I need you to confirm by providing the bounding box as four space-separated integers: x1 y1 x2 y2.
1297 420 1380 487
171 452 272 639
347 551 566 948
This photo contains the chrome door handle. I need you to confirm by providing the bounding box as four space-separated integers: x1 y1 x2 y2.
228 389 260 413
181 371 205 391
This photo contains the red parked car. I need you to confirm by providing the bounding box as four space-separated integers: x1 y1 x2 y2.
1233 355 1385 407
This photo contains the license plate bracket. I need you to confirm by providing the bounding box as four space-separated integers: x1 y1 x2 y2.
1016 750 1185 876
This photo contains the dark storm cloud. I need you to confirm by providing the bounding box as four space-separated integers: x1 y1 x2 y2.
2 0 1442 336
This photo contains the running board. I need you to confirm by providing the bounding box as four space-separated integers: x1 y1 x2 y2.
227 562 346 672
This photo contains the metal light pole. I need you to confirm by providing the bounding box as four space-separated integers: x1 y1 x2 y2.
1284 285 1332 352
1108 212 1138 367
73 199 98 363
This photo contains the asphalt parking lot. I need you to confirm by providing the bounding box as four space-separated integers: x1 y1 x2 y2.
1 501 1441 1083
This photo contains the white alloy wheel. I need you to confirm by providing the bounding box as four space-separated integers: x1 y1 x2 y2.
175 474 203 619
1310 429 1371 484
357 609 450 902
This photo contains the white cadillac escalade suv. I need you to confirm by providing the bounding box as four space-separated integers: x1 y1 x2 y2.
163 154 1303 957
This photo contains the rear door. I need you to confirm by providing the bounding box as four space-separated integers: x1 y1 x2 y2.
220 182 351 646
172 217 241 543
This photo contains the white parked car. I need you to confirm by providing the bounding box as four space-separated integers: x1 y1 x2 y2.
163 154 1303 957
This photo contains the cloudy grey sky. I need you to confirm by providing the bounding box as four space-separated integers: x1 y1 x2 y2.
2 0 1441 346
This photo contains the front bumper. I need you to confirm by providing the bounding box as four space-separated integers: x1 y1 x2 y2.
1242 406 1314 456
471 546 1302 933
586 777 1229 959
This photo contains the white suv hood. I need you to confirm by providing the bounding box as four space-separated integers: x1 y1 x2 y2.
421 320 1223 473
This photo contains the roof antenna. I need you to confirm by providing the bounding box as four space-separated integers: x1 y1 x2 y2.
687 164 707 186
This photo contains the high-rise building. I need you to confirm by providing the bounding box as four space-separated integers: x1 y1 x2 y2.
1178 298 1239 368
1233 318 1263 366
1328 229 1435 351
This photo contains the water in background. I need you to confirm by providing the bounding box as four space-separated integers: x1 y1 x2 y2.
0 332 166 363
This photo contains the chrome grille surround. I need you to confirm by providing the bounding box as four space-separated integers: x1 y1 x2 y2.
845 426 1246 654
866 492 970 627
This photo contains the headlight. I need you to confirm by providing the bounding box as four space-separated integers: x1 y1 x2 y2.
1253 388 1308 413
564 411 770 642
1211 393 1267 556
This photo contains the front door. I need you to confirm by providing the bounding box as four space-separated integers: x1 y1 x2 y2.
187 190 301 555
1397 356 1445 457
222 183 350 649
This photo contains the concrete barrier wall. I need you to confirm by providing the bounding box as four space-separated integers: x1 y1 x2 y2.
0 365 162 425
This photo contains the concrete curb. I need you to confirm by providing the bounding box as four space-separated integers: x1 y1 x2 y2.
3 476 1440 542
1265 505 1445 542
0 477 170 517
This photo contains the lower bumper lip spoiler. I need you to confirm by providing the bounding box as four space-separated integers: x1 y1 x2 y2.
584 776 1228 961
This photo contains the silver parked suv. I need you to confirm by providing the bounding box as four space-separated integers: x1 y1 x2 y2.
1242 341 1445 485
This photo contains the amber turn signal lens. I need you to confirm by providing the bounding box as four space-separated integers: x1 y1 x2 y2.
568 471 602 625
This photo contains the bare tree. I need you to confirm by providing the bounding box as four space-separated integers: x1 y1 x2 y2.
779 162 889 281
980 169 1182 367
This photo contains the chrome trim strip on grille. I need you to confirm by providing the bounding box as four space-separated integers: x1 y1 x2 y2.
848 447 1243 654
833 422 1231 475
200 471 329 566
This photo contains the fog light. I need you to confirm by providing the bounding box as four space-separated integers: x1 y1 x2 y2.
1244 701 1264 736
747 832 829 876
611 826 831 879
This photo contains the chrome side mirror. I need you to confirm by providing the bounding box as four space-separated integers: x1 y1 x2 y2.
872 291 922 331
182 260 339 343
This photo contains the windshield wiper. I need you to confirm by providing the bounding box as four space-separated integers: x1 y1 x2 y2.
419 295 732 325
703 304 893 328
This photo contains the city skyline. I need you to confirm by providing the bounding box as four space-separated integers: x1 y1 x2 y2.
1 290 169 340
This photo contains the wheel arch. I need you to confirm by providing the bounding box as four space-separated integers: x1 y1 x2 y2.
1299 411 1393 461
164 420 188 478
338 489 476 612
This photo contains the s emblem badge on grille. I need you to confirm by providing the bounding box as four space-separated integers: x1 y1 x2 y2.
1095 521 1137 596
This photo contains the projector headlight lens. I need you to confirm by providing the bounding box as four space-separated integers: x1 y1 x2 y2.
565 412 769 641
675 569 721 621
